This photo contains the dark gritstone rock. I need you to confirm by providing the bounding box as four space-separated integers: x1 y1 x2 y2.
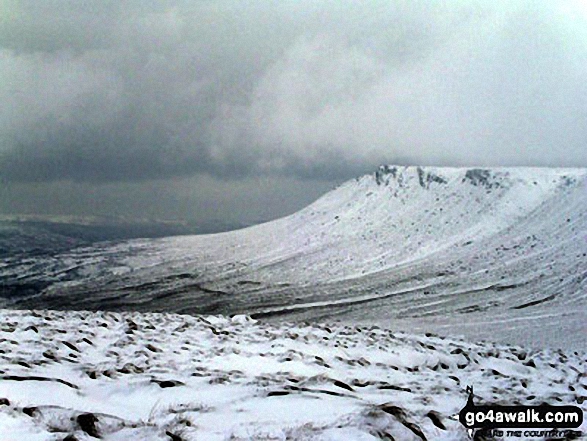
23 406 37 416
76 412 100 438
166 431 183 441
463 168 502 189
151 379 184 388
426 410 446 430
267 390 290 397
417 167 447 188
333 380 354 392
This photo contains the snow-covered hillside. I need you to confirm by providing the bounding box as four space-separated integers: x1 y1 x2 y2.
1 166 586 349
0 309 585 440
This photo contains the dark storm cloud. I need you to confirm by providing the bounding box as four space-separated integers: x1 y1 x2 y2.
1 0 587 185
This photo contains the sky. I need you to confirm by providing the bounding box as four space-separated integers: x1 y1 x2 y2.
1 0 587 227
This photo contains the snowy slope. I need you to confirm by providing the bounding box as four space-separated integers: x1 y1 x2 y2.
1 166 586 349
0 309 585 440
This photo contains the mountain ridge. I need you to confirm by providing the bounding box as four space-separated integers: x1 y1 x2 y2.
1 165 586 349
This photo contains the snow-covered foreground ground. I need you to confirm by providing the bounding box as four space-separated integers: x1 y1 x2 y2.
0 309 585 440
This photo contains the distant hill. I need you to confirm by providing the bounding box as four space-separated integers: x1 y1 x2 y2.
2 166 586 348
0 216 250 257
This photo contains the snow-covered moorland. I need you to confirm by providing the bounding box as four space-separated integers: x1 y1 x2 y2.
2 166 586 350
0 309 585 440
1 166 586 438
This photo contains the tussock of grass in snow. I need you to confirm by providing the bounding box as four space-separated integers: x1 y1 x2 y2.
0 309 585 440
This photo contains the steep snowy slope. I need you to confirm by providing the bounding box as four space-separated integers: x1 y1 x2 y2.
2 166 586 348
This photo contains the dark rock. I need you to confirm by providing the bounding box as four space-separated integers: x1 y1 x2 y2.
165 431 183 441
426 410 446 430
62 341 81 353
333 380 354 392
146 344 160 352
378 383 412 393
77 412 99 438
374 430 395 441
403 421 427 441
152 379 184 388
379 404 407 419
463 169 500 189
23 406 37 417
42 350 57 360
267 391 290 397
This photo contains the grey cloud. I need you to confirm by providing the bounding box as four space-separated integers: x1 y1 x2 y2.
215 3 587 173
1 0 587 187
